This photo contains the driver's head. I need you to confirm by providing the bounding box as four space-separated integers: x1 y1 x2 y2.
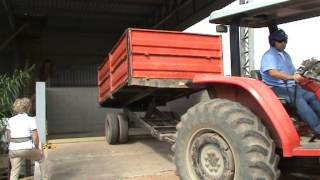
269 29 288 51
269 29 288 46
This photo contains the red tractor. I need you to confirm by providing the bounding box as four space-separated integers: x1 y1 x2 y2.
98 0 320 179
173 0 320 179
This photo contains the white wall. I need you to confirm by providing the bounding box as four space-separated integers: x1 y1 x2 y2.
46 87 119 136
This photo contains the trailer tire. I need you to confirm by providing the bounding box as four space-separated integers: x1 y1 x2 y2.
105 113 119 144
173 98 280 180
117 113 129 144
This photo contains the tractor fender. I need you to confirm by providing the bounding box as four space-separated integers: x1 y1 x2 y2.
192 74 300 157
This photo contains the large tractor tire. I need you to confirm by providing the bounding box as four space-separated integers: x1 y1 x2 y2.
117 113 129 144
173 98 280 180
105 113 119 145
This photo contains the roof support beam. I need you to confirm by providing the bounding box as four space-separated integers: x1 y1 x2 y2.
149 0 187 29
146 0 235 30
0 23 28 52
2 0 16 30
1 0 22 67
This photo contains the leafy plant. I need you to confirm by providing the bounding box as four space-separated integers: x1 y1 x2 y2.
0 65 35 118
0 65 35 153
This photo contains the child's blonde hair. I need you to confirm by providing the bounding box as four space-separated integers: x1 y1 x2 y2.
12 97 32 114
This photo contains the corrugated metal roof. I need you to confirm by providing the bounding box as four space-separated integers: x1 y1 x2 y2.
1 0 235 33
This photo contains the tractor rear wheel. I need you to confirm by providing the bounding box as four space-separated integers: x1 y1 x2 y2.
173 98 280 180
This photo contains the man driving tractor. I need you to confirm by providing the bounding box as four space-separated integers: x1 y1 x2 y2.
260 28 320 142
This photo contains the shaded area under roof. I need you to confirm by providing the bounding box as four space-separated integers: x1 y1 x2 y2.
1 0 234 34
0 0 235 74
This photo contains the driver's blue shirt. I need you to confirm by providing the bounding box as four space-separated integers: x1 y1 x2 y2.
260 47 296 87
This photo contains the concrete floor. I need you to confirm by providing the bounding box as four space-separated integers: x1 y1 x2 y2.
43 136 178 180
33 135 320 180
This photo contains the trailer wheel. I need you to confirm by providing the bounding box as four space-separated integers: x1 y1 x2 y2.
173 98 280 180
117 113 129 144
105 113 119 144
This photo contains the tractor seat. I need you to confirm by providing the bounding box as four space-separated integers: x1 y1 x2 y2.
250 70 287 104
250 70 262 80
250 71 310 139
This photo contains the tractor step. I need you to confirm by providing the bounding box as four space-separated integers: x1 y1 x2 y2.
291 136 320 156
300 142 320 149
300 136 320 144
300 136 320 148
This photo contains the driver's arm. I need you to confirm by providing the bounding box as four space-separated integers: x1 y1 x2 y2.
268 69 302 81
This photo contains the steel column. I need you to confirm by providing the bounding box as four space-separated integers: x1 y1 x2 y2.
36 82 47 144
239 0 254 77
230 23 241 76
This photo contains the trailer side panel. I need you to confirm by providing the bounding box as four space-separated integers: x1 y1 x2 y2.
98 28 223 107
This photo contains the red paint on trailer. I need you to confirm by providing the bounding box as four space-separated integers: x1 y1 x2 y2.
98 28 223 104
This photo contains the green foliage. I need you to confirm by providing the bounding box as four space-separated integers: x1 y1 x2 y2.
0 65 35 118
0 65 35 153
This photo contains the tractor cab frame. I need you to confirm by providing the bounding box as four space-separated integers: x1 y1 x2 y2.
210 0 320 76
207 0 320 156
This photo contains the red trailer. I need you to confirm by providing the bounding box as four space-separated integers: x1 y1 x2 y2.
98 28 223 143
98 28 223 107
